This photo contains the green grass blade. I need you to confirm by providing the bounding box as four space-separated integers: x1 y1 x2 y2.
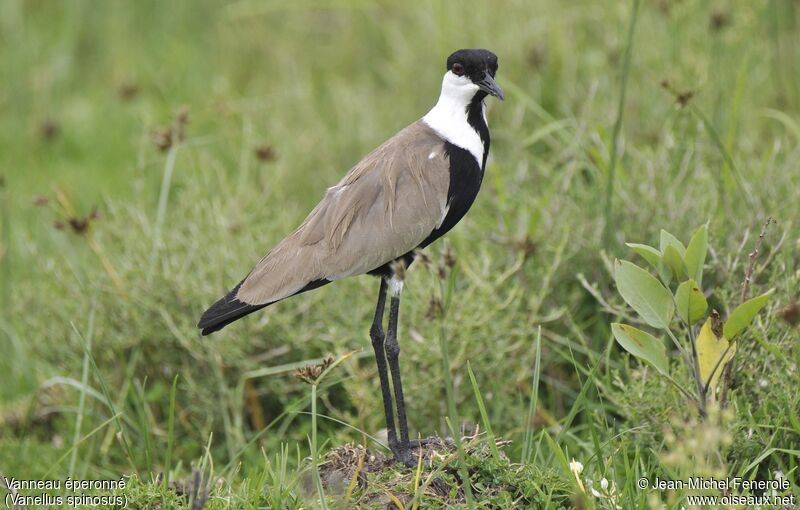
164 374 179 486
70 322 136 471
147 144 179 281
522 326 542 464
602 0 641 248
466 361 500 462
444 416 475 509
134 377 154 473
68 300 95 478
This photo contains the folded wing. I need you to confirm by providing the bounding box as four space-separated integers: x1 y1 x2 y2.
198 121 449 334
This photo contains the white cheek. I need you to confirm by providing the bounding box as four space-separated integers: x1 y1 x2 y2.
442 72 479 99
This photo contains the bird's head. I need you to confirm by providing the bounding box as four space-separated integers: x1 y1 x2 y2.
441 48 504 104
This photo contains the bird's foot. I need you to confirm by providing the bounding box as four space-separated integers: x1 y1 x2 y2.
408 437 437 449
391 437 439 467
396 450 415 468
388 438 412 467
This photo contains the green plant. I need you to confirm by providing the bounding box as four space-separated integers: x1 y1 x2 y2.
611 223 773 416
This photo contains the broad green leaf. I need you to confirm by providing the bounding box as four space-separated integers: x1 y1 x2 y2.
626 243 662 269
657 259 673 283
697 317 734 391
723 289 774 340
611 323 669 375
675 279 708 324
659 229 686 257
663 245 687 280
684 224 708 285
614 260 675 328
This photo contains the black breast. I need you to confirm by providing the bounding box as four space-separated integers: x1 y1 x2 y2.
418 141 484 249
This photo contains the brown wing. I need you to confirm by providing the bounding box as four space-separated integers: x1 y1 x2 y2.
235 121 450 305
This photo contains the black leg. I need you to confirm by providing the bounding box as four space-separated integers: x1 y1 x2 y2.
385 293 411 465
369 279 398 455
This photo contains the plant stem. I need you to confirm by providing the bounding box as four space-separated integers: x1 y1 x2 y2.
663 324 693 372
311 383 328 509
720 218 773 408
602 0 641 249
665 328 705 417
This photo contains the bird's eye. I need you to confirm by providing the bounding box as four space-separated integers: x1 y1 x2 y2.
451 63 465 76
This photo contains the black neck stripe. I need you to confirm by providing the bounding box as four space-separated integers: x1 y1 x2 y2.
466 91 490 169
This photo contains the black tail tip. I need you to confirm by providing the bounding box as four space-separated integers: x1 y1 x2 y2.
197 280 266 336
197 318 222 336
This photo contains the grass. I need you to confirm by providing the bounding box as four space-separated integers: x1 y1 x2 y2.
1 0 799 508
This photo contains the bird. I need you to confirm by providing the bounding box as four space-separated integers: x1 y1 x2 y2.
198 48 503 465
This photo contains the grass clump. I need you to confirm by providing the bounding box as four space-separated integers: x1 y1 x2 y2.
320 435 571 509
107 476 191 510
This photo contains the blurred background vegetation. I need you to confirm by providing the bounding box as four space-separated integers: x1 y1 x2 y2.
1 0 798 508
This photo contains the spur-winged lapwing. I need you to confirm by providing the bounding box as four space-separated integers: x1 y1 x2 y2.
198 48 503 465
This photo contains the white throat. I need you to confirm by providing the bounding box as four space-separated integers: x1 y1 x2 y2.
422 71 486 166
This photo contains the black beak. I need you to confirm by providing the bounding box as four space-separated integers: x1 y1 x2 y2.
477 73 504 101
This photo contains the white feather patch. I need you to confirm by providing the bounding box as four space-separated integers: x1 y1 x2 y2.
327 183 348 196
388 275 404 296
422 72 484 165
436 200 451 229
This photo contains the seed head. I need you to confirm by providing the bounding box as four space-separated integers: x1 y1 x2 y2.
294 354 335 385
